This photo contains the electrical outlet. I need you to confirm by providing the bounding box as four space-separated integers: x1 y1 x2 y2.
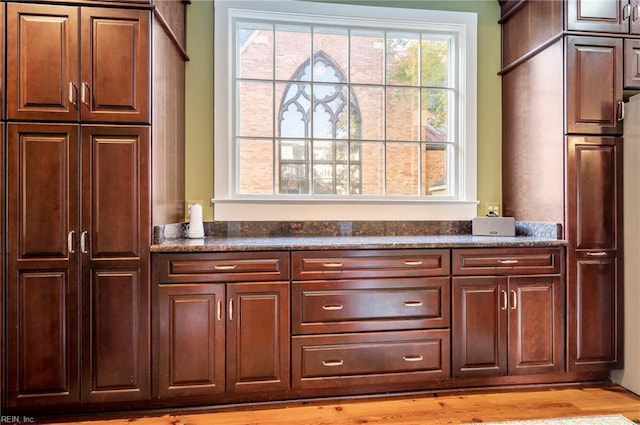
486 202 501 217
185 200 203 218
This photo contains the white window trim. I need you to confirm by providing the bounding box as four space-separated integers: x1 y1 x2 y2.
213 0 478 221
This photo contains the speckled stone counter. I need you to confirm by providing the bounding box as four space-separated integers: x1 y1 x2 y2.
151 220 565 252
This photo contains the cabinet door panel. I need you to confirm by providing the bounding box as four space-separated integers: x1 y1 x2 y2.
82 126 150 259
157 284 225 399
6 124 80 407
80 8 150 123
567 137 621 252
7 271 79 407
452 277 507 378
508 276 564 375
566 37 623 135
6 3 79 121
624 39 640 88
569 256 621 370
82 269 149 403
566 0 627 33
227 282 290 394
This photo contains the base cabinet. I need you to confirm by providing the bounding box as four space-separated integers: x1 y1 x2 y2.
452 248 564 378
153 252 290 402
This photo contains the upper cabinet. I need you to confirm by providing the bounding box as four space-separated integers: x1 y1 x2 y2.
6 3 150 124
567 0 640 33
565 36 624 135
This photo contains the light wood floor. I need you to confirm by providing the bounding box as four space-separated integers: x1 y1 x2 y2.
41 385 640 425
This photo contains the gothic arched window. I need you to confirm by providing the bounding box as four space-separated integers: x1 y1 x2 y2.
278 52 362 195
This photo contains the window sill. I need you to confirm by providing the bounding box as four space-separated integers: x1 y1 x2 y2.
211 198 479 221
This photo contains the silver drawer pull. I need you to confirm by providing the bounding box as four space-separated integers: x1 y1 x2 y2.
403 355 424 362
403 260 423 266
322 304 344 311
403 301 423 307
214 264 237 270
322 360 344 367
498 259 518 264
322 262 344 268
587 251 608 257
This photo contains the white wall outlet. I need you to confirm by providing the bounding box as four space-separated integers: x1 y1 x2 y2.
486 202 501 217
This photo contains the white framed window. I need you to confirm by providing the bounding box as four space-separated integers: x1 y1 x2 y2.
213 0 478 220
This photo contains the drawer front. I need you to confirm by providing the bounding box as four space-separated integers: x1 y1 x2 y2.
452 247 562 276
154 251 290 283
292 249 450 280
292 330 450 389
292 277 450 334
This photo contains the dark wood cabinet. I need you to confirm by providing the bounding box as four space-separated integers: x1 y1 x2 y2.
6 3 150 124
566 36 623 135
291 249 451 391
501 1 625 376
157 283 226 399
154 252 291 401
451 249 564 379
566 136 623 371
566 0 640 34
5 123 151 408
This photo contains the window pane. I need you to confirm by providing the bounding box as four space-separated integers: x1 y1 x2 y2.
237 81 273 137
386 32 420 86
275 25 311 81
422 89 451 142
361 142 384 195
237 138 274 194
279 139 308 161
313 164 334 194
421 36 451 87
313 140 334 161
423 143 451 196
351 30 384 85
386 87 419 141
314 27 348 81
237 23 273 80
280 163 309 194
352 86 383 140
386 142 419 195
313 84 349 139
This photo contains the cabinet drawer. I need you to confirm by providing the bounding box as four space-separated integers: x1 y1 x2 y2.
154 251 290 283
452 248 562 275
292 249 449 280
292 277 450 334
292 330 450 389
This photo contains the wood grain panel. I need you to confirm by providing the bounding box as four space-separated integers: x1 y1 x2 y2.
566 36 623 135
83 270 149 402
566 0 627 33
452 276 507 378
81 8 150 123
227 282 290 394
624 39 640 88
6 3 79 121
157 284 225 399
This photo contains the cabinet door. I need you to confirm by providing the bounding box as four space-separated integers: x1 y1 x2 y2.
6 3 80 122
566 0 628 33
80 8 150 123
157 284 226 399
227 282 290 394
566 36 623 135
452 277 507 378
624 39 640 88
6 124 80 407
567 136 623 371
508 276 564 375
80 125 151 402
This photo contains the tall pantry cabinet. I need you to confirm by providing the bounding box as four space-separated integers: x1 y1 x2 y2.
2 0 186 410
499 0 625 373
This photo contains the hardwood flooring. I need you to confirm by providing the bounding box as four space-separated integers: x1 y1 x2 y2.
40 385 640 425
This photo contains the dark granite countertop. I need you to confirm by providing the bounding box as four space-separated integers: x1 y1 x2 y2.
151 220 566 253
